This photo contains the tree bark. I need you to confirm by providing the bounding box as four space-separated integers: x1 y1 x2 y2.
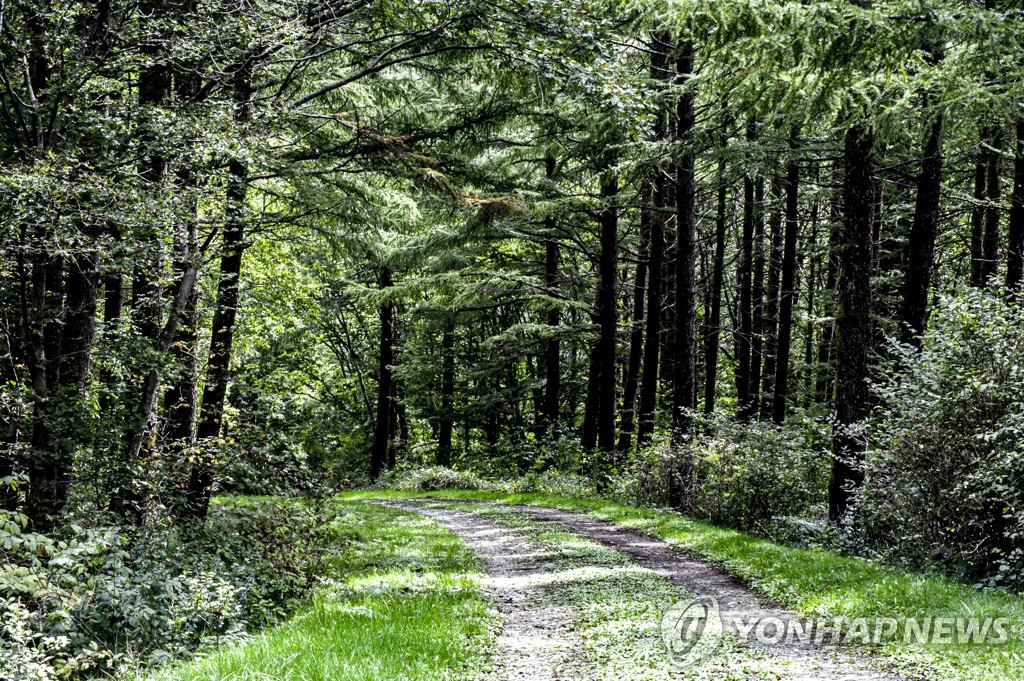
437 318 455 466
829 124 874 522
900 113 943 345
672 43 697 441
816 164 843 405
636 31 670 449
593 160 619 463
970 129 987 284
1008 120 1024 293
759 176 783 420
982 130 1002 286
772 134 800 424
803 166 820 409
703 160 727 414
162 180 201 452
182 63 252 521
370 267 394 481
617 200 648 451
735 123 756 420
747 178 766 419
541 154 561 433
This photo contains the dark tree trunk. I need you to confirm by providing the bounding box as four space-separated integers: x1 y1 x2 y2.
672 43 697 441
636 32 670 449
759 176 783 420
900 113 944 345
541 154 561 433
803 167 820 409
829 124 874 522
772 135 800 424
26 242 100 530
816 165 843 405
114 11 178 519
387 379 398 471
971 130 990 287
982 130 1003 286
1009 120 1024 293
370 268 394 481
55 251 99 428
592 161 619 465
437 319 455 466
703 161 727 414
735 124 756 420
542 238 561 429
162 190 201 451
617 202 648 451
182 65 252 521
162 37 205 468
26 251 59 529
747 178 766 418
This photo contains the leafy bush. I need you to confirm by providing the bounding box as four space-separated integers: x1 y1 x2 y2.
617 415 829 533
854 287 1024 588
0 497 332 679
381 466 488 492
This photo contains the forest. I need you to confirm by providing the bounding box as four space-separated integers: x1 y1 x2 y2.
2 0 1024 679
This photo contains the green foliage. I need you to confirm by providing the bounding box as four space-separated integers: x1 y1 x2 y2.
149 502 494 681
616 416 829 533
378 466 488 492
0 498 331 679
855 287 1024 588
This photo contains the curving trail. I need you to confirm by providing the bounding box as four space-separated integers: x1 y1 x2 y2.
376 500 904 681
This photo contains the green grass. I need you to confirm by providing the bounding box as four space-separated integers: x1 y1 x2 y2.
147 501 495 681
346 490 1024 681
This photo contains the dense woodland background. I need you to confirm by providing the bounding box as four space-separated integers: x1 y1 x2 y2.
3 0 1024 676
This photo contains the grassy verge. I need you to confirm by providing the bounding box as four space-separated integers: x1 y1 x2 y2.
147 501 494 681
344 490 1024 681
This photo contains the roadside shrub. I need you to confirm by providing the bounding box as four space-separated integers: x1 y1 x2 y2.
854 287 1024 588
382 466 487 492
618 415 829 534
505 470 597 498
0 497 331 679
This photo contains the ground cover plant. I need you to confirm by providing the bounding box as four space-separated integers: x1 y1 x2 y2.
146 501 494 681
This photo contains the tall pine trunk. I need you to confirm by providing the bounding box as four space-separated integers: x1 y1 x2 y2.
982 131 1002 286
900 113 943 345
542 154 561 433
1008 120 1024 292
370 267 394 481
735 123 756 420
584 159 619 468
617 201 648 451
829 124 874 522
971 129 992 287
747 178 766 418
703 161 727 413
772 134 800 424
759 176 783 420
636 31 670 449
183 64 252 521
672 43 697 441
437 318 455 466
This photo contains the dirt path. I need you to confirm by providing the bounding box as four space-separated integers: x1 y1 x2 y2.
505 503 900 680
379 500 903 681
381 502 584 680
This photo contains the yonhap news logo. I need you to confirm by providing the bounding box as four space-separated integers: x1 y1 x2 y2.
661 597 1009 667
660 597 724 666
